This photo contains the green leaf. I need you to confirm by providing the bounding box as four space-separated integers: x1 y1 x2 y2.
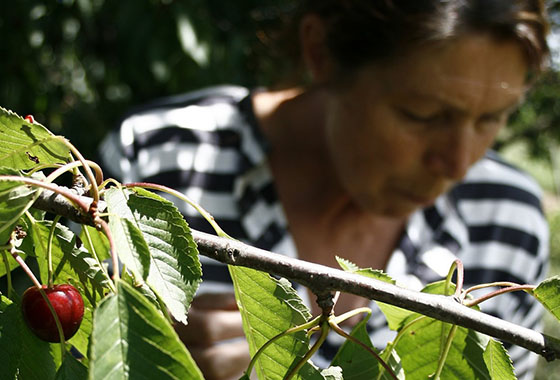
533 276 560 321
88 280 204 380
0 295 60 380
105 187 151 280
230 265 325 380
394 318 490 380
0 247 27 278
331 315 381 379
80 225 111 264
55 354 88 380
125 187 201 324
0 107 70 169
483 340 516 380
0 167 39 244
0 295 19 379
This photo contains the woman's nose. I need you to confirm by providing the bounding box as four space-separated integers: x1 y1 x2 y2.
423 127 475 181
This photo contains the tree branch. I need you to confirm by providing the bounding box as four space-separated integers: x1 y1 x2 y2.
31 189 560 361
191 230 560 361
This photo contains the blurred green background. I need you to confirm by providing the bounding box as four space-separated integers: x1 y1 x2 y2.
1 1 559 378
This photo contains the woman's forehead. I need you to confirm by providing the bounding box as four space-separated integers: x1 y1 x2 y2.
362 35 529 108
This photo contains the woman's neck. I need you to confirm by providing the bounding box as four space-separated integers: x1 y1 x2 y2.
252 86 407 259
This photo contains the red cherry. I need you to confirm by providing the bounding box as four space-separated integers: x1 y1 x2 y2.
21 284 84 343
24 115 35 124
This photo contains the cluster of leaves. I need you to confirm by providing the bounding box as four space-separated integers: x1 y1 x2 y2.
1 108 560 380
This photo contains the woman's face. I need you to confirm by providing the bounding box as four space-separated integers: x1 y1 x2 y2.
324 35 528 217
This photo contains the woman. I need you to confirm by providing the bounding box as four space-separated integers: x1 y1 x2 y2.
100 1 551 379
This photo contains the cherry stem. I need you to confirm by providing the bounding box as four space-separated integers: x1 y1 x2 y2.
123 182 231 239
80 226 117 293
9 243 42 289
329 319 398 380
464 285 536 308
37 288 67 358
95 218 120 283
46 215 61 288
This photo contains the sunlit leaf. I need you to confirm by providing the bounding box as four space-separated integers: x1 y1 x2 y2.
533 276 560 321
483 339 516 380
230 265 325 380
394 318 490 379
89 280 204 380
125 187 201 324
0 167 39 244
105 187 151 280
0 107 70 169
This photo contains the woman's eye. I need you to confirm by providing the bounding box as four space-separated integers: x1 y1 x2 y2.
399 108 443 124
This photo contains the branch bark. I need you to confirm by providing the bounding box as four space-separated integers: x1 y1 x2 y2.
32 188 560 361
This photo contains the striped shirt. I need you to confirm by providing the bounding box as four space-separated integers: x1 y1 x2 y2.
99 85 549 379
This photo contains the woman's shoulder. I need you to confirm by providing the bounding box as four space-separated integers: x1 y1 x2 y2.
116 85 251 137
98 85 267 181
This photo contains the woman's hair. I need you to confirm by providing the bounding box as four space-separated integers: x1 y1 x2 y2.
261 0 550 85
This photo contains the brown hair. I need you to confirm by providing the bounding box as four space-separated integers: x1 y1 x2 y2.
262 0 550 84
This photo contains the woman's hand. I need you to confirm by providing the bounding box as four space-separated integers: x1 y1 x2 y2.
175 292 251 380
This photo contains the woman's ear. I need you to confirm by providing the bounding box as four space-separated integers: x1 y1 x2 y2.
300 14 334 83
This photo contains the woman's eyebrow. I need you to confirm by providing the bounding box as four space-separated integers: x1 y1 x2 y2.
401 91 524 115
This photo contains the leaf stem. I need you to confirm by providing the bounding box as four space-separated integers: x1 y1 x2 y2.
464 285 536 308
329 318 398 380
464 281 525 296
376 315 426 380
433 325 459 380
445 259 464 299
123 182 231 238
244 315 322 377
44 159 103 185
284 320 330 380
56 136 101 203
330 307 372 326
